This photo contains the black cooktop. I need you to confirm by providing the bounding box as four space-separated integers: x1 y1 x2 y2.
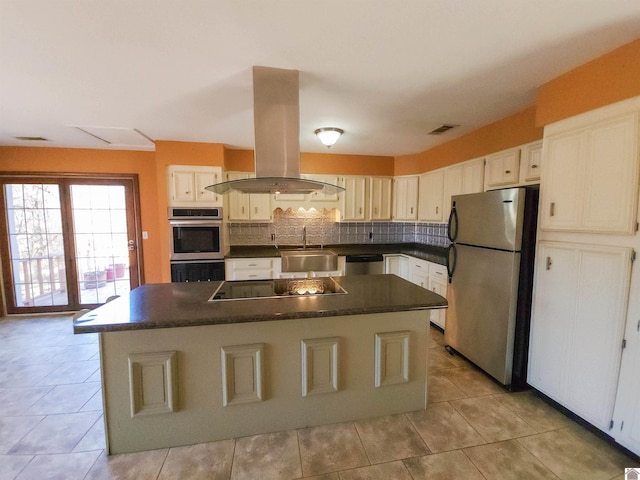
208 277 347 301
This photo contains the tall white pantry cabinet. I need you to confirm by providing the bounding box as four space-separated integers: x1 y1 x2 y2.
528 95 640 456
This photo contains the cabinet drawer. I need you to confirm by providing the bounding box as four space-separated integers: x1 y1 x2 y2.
229 258 273 270
429 263 447 280
233 269 273 281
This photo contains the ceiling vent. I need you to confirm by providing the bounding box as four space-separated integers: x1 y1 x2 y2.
14 136 49 141
427 124 459 135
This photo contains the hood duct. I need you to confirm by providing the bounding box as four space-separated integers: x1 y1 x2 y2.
207 66 344 195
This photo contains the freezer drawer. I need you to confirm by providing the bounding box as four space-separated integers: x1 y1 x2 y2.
444 244 520 385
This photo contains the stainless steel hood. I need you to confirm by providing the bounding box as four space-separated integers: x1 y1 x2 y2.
207 66 344 195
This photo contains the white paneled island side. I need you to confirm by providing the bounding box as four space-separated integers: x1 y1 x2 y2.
74 275 447 454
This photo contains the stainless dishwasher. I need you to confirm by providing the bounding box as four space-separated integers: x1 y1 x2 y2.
344 254 385 275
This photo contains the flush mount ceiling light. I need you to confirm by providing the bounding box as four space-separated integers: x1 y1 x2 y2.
314 127 344 148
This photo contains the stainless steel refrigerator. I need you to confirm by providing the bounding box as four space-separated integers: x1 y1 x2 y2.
444 186 538 389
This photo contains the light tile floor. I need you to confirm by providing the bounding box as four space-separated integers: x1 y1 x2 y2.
0 314 638 479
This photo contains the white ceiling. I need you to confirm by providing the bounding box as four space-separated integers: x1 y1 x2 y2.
2 1 640 157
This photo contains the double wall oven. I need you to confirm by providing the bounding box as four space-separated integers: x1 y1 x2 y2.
168 207 225 282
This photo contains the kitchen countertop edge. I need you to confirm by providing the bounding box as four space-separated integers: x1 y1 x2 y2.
74 274 447 334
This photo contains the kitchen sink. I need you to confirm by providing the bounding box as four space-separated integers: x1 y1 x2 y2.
280 249 338 272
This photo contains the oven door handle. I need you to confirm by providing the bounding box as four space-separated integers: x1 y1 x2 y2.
169 219 222 226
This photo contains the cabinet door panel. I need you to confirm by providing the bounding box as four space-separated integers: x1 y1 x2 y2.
343 177 367 220
613 318 640 455
171 171 196 203
371 177 392 220
522 141 542 183
582 115 639 233
566 248 630 429
539 131 584 230
195 172 219 204
418 170 444 222
528 243 579 399
462 159 485 194
529 242 632 432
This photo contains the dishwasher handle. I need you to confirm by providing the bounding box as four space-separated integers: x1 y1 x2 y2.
345 254 384 262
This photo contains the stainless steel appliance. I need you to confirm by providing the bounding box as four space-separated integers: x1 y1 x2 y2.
168 207 225 282
344 254 385 275
168 207 224 261
209 277 347 301
445 186 538 389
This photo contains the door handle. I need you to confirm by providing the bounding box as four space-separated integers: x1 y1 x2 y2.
447 244 457 283
447 204 458 242
128 240 135 251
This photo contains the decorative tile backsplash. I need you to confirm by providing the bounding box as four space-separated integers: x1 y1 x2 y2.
229 208 450 248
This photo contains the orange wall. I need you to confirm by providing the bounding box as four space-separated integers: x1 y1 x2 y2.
536 37 640 127
224 149 394 176
0 146 163 283
395 106 543 175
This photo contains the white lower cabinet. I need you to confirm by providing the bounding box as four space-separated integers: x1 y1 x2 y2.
385 254 447 329
612 320 640 454
528 241 633 433
408 258 429 289
384 254 409 279
225 258 275 280
427 264 447 329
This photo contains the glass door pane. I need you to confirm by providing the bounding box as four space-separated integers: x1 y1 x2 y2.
4 183 68 307
70 184 132 305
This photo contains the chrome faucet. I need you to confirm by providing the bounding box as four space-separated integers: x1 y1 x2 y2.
302 225 307 249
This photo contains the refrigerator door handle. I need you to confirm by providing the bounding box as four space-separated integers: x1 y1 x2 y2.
447 203 458 242
447 244 457 283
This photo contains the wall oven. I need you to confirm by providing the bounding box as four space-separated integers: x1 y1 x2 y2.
168 207 225 282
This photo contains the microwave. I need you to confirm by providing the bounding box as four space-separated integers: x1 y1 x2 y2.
168 208 224 261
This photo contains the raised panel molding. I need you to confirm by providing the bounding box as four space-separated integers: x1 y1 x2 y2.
374 331 410 387
221 344 264 406
128 351 178 417
301 337 340 396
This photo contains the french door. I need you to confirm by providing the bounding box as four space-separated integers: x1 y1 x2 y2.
0 175 143 314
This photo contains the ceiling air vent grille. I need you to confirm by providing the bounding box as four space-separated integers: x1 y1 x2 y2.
427 124 458 135
14 136 49 141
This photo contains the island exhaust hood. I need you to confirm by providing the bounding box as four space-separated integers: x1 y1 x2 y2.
207 66 344 195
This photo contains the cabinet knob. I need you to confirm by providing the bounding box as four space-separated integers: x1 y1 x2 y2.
505 170 511 174
435 206 439 214
531 164 538 169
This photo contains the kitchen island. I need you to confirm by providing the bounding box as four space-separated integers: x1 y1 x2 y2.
74 274 446 454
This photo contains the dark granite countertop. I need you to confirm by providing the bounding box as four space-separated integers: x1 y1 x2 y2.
227 243 449 266
73 274 447 334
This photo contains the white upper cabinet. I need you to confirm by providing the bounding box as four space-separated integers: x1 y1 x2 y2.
442 158 485 223
304 174 341 204
341 176 367 221
226 172 272 222
418 169 444 222
393 175 419 221
520 140 543 183
168 165 223 207
485 148 520 188
540 102 640 234
370 177 393 221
